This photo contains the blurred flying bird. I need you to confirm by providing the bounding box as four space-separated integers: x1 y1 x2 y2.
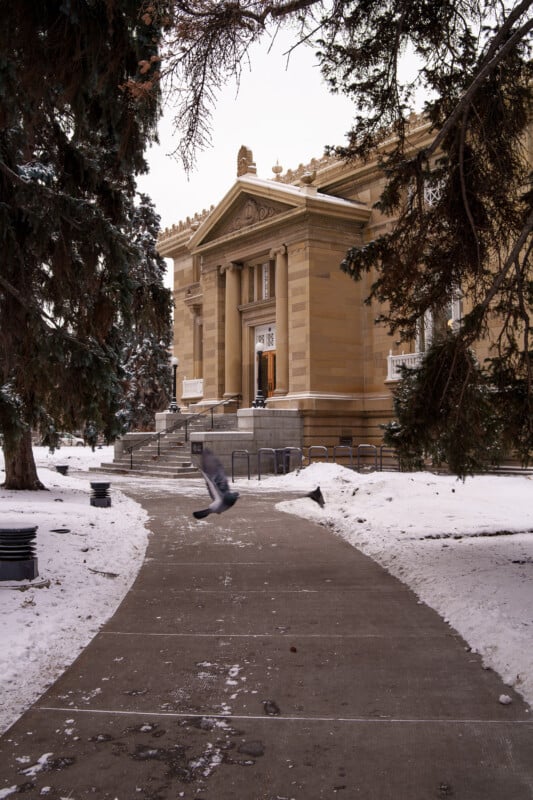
306 486 325 507
193 448 240 520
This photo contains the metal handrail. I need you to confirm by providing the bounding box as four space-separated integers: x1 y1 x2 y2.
125 395 241 469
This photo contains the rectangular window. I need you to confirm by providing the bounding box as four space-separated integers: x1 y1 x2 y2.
246 260 275 302
248 266 255 303
416 293 463 352
262 262 270 300
192 255 201 283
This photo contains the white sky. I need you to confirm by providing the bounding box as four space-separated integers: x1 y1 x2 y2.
138 31 427 293
137 30 356 234
1 446 532 738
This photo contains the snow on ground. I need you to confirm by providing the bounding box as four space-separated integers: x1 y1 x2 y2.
0 446 149 734
0 446 532 735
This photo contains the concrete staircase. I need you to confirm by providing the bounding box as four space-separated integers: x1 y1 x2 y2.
90 413 239 479
91 434 197 478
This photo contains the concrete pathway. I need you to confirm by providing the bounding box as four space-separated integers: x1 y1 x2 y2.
0 481 532 799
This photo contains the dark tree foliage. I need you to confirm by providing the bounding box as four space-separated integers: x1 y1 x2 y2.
118 195 173 432
322 0 533 474
383 336 507 476
143 0 322 171
149 0 532 475
0 1 167 488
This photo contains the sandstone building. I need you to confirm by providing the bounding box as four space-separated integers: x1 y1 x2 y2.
158 118 460 453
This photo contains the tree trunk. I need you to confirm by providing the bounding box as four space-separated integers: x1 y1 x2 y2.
3 429 45 490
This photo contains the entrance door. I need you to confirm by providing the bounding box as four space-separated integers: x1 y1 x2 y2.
255 323 276 401
262 351 276 397
258 352 276 398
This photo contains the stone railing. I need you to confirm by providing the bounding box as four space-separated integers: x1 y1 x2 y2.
386 351 423 381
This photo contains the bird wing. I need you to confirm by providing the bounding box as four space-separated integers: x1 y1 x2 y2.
200 448 230 497
200 468 221 504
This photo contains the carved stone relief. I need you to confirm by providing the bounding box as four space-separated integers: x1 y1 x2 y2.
211 195 291 240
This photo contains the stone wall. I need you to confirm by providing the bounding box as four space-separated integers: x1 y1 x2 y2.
190 408 303 477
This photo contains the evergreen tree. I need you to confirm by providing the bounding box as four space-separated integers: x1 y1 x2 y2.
150 0 532 475
383 336 508 477
118 194 173 432
0 1 167 488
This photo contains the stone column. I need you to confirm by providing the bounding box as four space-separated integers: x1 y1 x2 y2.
221 263 242 398
192 306 203 379
272 245 288 396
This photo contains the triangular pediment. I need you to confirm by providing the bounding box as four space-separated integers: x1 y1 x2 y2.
203 192 295 243
186 173 371 253
187 175 306 249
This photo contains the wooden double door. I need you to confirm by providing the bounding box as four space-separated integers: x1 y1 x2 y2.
259 351 276 398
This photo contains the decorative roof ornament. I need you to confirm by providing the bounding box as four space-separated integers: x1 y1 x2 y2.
158 205 215 242
300 170 316 185
280 155 335 185
272 161 283 181
237 145 257 177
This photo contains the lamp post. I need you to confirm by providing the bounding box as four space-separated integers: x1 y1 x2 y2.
252 342 266 408
168 356 180 413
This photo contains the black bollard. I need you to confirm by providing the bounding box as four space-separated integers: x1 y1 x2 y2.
0 523 39 581
90 481 111 508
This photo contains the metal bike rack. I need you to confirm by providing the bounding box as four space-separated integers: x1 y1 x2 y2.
257 448 277 481
379 446 399 471
357 444 378 472
307 445 329 463
283 447 303 472
231 449 251 482
333 445 354 467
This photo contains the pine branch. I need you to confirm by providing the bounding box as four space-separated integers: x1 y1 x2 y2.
427 8 533 161
465 206 533 343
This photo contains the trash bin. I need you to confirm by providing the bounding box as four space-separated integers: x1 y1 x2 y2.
274 448 290 474
0 523 39 581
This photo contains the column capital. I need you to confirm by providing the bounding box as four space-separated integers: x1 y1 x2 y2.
269 245 287 260
219 262 243 275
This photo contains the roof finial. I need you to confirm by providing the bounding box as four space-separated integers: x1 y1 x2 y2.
272 161 283 181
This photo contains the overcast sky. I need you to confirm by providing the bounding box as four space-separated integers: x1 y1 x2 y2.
137 30 355 234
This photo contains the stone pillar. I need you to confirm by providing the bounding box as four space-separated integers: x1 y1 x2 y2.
192 305 203 379
272 245 288 396
222 263 242 398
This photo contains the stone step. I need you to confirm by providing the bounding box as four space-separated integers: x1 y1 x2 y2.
113 454 193 465
130 449 190 460
91 414 240 478
101 459 194 471
124 442 189 453
89 464 199 478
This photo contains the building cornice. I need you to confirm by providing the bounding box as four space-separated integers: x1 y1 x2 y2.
157 112 433 258
185 177 370 256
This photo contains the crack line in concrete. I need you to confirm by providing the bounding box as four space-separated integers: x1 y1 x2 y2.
36 706 533 724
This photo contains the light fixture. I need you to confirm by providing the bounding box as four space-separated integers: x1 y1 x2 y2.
252 342 266 408
169 356 180 412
